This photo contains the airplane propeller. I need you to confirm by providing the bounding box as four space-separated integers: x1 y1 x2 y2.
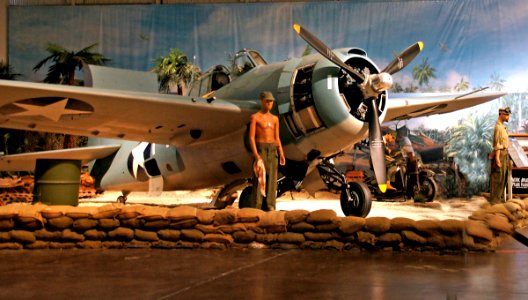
381 41 424 75
293 24 365 82
293 23 423 193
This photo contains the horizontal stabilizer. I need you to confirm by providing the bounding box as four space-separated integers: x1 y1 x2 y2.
0 144 121 171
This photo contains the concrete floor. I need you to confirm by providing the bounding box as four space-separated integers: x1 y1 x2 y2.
0 233 527 300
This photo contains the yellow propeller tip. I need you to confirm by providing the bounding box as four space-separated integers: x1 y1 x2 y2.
293 24 301 33
378 184 387 193
418 41 424 51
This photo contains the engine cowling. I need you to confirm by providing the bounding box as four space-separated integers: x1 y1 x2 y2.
280 48 387 159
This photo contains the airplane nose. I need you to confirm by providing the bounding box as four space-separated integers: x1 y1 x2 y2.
372 73 393 92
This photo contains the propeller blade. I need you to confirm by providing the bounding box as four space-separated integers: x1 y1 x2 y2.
367 99 387 193
381 41 424 75
293 24 364 81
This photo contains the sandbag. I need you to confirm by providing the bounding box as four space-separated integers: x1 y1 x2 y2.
167 206 197 221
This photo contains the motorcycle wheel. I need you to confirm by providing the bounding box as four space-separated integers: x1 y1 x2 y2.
417 177 438 202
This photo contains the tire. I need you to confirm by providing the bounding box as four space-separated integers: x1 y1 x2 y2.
238 186 252 208
418 177 438 202
340 181 372 217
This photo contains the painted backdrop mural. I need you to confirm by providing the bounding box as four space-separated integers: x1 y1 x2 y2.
6 0 528 194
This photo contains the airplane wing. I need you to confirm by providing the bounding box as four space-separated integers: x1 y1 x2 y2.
384 90 506 122
0 79 259 146
0 144 121 171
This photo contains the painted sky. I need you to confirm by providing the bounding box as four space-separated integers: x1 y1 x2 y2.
7 0 528 129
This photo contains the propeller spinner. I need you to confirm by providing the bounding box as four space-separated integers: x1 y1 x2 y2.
293 23 423 193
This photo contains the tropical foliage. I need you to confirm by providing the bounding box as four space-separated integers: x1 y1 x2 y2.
0 61 21 80
488 72 505 91
454 77 470 92
0 62 25 159
302 45 312 57
152 48 200 94
33 43 109 85
33 43 109 149
445 113 495 195
412 57 437 88
414 126 451 145
403 84 418 93
390 82 404 93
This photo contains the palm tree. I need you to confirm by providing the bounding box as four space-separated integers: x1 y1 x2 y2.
403 84 418 93
0 61 21 80
152 48 200 94
0 62 24 159
445 113 495 195
33 43 109 85
33 43 109 149
412 57 436 88
439 85 451 92
488 72 505 92
390 82 404 93
454 77 469 92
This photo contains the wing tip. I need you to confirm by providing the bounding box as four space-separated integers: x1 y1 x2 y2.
378 183 387 194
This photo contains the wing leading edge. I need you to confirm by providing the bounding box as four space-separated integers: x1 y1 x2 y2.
0 80 259 146
385 91 506 122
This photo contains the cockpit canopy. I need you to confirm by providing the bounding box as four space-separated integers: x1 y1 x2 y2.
187 64 231 97
187 49 267 97
232 49 267 77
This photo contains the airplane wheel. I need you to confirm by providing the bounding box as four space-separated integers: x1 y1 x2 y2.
238 186 252 208
340 181 372 217
117 196 127 204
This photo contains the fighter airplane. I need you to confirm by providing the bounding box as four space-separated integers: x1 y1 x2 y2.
0 24 505 217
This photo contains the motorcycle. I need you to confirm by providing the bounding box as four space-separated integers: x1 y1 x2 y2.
365 153 438 202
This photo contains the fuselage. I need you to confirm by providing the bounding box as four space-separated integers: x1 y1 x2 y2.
92 48 388 192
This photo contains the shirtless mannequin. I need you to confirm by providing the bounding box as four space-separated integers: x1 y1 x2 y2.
248 91 285 211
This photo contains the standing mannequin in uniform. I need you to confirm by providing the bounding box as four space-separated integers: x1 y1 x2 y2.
490 106 511 204
248 91 286 211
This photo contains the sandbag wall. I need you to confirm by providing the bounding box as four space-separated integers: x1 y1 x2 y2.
0 199 527 251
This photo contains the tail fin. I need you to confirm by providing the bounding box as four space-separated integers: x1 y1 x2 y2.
84 64 158 93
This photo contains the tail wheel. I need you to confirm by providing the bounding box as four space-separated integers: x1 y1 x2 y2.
417 177 438 202
117 196 127 204
340 181 372 217
238 186 253 208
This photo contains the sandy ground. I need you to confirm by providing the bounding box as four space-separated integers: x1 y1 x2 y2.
79 189 488 221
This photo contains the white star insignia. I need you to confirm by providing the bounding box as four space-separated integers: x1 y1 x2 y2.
131 142 150 178
10 98 92 122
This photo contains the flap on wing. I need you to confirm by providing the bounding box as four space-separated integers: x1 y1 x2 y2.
0 144 121 171
384 91 506 122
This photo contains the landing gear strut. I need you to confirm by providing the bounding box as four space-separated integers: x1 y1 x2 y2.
317 152 372 217
236 176 302 209
117 190 130 204
210 179 249 208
